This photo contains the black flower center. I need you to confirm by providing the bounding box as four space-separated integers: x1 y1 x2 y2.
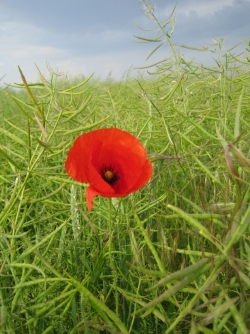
100 165 120 185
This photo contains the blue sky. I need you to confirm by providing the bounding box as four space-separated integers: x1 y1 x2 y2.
1 0 250 84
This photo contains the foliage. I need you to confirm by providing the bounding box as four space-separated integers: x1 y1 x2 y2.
0 3 250 334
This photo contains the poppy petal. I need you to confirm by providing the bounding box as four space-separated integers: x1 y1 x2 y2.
128 159 153 193
86 185 99 211
65 128 153 210
65 135 92 182
91 142 147 194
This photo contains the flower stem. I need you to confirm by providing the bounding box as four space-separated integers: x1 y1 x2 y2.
108 198 119 314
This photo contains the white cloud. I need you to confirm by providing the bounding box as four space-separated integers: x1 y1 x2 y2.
0 16 141 84
52 50 152 80
1 0 250 85
0 20 50 58
174 0 233 16
10 46 61 59
101 30 130 43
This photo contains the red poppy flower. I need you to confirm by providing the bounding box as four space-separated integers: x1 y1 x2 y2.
65 128 152 211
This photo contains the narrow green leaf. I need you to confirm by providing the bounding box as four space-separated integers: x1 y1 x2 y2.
118 287 169 325
40 326 54 334
14 278 69 288
18 66 45 121
61 73 94 92
60 115 111 135
36 137 50 147
0 128 27 146
63 93 94 123
159 74 183 102
179 44 209 51
167 205 210 236
235 87 244 139
134 262 212 314
147 258 212 290
134 35 162 43
133 209 166 273
88 253 105 287
146 42 164 60
191 153 223 186
69 275 129 334
173 106 219 141
8 263 46 281
0 148 21 169
14 220 68 263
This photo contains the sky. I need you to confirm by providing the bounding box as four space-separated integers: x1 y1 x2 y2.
1 0 250 84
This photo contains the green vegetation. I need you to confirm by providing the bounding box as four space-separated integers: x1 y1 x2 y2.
1 4 250 334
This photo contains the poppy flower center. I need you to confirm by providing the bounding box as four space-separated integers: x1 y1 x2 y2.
100 165 120 185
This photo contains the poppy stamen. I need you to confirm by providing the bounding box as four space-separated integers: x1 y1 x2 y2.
100 165 120 185
65 128 152 211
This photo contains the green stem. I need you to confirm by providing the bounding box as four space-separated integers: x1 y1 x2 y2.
108 199 119 315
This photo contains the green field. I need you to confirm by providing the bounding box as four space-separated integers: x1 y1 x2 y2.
1 9 250 334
